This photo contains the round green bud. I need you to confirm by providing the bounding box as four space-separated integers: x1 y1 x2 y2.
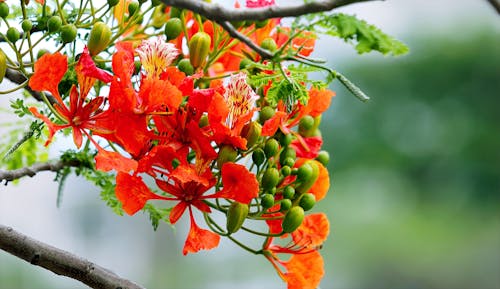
282 206 305 233
107 0 120 7
316 150 330 166
177 58 194 76
0 49 7 83
252 149 265 166
60 24 77 43
239 58 253 70
261 167 280 191
199 114 209 128
128 0 140 16
259 106 275 124
279 133 294 147
295 161 319 194
87 22 112 56
217 145 237 168
280 199 292 212
6 27 20 43
37 49 49 59
241 121 262 149
299 115 315 135
283 186 295 199
226 202 249 234
21 20 33 33
47 16 62 33
296 162 313 183
299 193 316 211
282 157 295 168
261 193 274 209
280 147 296 166
260 37 277 52
164 17 182 41
189 32 211 68
0 3 9 19
281 165 292 177
264 138 279 159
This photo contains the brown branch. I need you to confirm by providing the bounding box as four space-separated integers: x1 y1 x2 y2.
5 68 56 104
216 21 274 59
0 224 146 289
161 0 379 22
0 159 85 184
486 0 500 13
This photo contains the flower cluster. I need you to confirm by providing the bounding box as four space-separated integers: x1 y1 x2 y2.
28 1 333 288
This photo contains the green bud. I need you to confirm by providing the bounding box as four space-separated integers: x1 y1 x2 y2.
87 22 112 56
239 58 253 70
281 165 292 177
0 49 7 83
282 206 305 233
37 49 49 59
0 3 9 19
164 18 182 41
299 193 316 211
252 149 265 166
315 150 330 166
226 202 249 234
177 58 194 76
60 24 77 43
47 16 62 33
128 0 140 16
261 167 280 191
298 115 315 135
282 157 295 168
297 162 313 182
295 161 320 194
217 145 237 168
279 133 294 147
261 193 274 209
6 27 20 43
21 20 33 33
283 186 295 199
264 138 279 159
280 199 292 212
259 106 275 124
241 121 262 148
260 37 277 52
189 32 211 68
199 114 209 128
107 0 120 7
280 147 296 166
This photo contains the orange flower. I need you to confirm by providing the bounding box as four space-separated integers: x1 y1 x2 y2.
284 251 324 289
292 213 330 249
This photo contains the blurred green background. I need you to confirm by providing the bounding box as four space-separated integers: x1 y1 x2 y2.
1 1 499 289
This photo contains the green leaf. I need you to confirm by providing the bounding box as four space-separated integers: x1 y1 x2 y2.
143 203 172 231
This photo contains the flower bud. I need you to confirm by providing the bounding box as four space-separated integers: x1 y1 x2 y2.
177 58 194 75
60 24 77 43
107 0 119 7
188 32 211 68
226 202 249 234
217 145 237 168
299 193 316 211
6 27 20 43
280 147 296 166
21 20 33 32
280 199 292 212
87 22 112 56
281 166 292 177
264 138 279 159
259 106 275 124
37 49 49 59
282 206 305 233
295 161 319 194
261 193 274 209
47 16 62 33
260 37 277 53
283 186 295 199
128 0 139 16
241 121 262 148
164 18 182 41
316 150 330 166
252 149 265 166
261 167 280 191
298 115 315 136
239 58 253 70
0 49 7 83
279 132 293 147
0 3 9 19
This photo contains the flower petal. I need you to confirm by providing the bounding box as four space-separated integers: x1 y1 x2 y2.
115 172 163 215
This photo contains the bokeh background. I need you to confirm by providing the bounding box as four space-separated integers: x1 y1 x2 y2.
1 0 499 288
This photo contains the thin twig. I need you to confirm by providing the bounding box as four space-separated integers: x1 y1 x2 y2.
0 224 146 289
0 159 85 184
486 0 500 13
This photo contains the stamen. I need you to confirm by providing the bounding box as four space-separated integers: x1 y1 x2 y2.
223 72 259 127
136 37 179 79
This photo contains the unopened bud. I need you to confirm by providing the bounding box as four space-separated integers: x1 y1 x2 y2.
295 161 319 194
260 38 277 53
259 106 275 124
217 145 237 168
264 138 279 159
299 193 316 211
226 202 249 234
0 49 7 83
60 24 77 43
252 149 265 166
189 32 211 68
241 121 262 149
282 206 305 233
178 58 194 75
261 167 280 191
87 22 112 56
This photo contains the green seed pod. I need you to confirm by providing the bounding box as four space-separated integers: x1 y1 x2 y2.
259 106 275 124
252 149 265 166
177 58 194 75
216 145 237 168
189 32 211 68
241 121 262 149
107 0 120 7
315 150 330 166
281 165 291 177
280 199 292 212
282 206 305 233
298 115 315 136
60 24 77 43
164 18 182 41
0 49 7 83
260 37 277 52
295 161 320 194
261 193 274 209
261 167 280 191
21 20 33 33
226 202 249 234
47 16 62 33
0 3 9 19
283 186 295 199
6 27 20 43
299 193 316 211
128 0 139 16
87 22 112 56
264 138 279 159
280 147 296 166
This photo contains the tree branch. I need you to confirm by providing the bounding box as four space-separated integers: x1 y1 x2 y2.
486 0 500 13
5 68 56 104
216 21 274 59
0 224 145 289
161 0 380 22
0 159 86 184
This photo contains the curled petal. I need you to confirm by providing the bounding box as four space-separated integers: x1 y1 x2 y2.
284 251 324 289
95 149 138 172
29 52 67 103
183 210 220 255
217 163 259 204
115 172 165 215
